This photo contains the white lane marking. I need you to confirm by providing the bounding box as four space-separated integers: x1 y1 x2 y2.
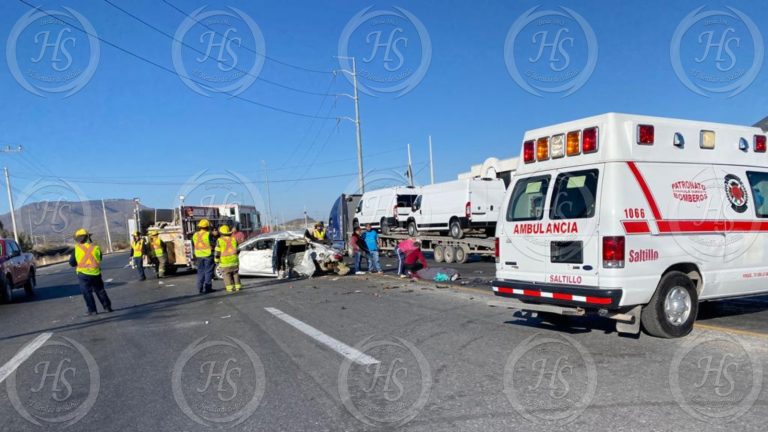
264 307 379 366
0 333 53 384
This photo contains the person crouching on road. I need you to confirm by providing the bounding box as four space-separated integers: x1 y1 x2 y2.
403 242 428 279
148 230 166 279
396 237 416 276
364 224 382 274
130 231 146 281
69 229 112 316
193 219 215 294
350 226 369 275
215 225 241 293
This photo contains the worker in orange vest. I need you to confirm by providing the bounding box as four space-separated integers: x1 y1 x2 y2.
192 219 215 294
69 228 112 316
215 225 241 292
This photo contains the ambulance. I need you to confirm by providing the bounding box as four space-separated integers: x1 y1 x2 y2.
493 113 768 338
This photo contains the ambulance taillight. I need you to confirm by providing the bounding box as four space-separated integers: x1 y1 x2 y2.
583 127 598 153
637 125 654 145
602 236 625 269
523 140 535 163
755 135 766 153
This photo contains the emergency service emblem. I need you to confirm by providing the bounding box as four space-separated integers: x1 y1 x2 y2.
724 174 748 213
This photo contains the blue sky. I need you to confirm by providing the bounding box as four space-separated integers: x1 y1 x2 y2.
1 0 767 224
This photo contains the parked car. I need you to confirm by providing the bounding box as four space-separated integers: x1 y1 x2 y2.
0 238 36 303
353 187 420 234
407 178 506 239
215 231 346 279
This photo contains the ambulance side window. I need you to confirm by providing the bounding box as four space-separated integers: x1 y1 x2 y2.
746 171 768 218
506 176 550 221
550 169 599 220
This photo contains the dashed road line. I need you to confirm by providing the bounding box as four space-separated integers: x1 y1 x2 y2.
0 333 53 384
264 307 379 366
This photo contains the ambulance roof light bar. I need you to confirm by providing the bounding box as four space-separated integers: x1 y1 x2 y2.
700 130 715 149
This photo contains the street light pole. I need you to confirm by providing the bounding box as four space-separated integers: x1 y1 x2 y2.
101 198 113 252
3 167 19 243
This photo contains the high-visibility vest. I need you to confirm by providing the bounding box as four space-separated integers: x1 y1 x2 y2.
216 236 239 267
313 229 326 240
131 239 144 258
193 230 212 258
150 237 164 257
75 243 102 276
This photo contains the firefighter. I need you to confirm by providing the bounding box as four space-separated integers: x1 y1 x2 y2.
193 219 215 294
306 221 327 242
148 230 166 279
215 225 241 292
130 231 146 281
69 229 112 316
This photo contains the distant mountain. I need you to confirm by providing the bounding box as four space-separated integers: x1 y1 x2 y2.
0 199 141 246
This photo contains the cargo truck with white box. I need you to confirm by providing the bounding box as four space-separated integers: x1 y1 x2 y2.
493 113 768 338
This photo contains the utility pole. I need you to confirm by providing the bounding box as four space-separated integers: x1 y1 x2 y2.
133 198 142 234
428 135 435 185
304 206 308 231
4 167 19 243
262 160 273 231
335 56 365 193
101 199 113 253
407 143 415 187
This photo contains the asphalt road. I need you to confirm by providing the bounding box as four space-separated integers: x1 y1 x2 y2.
0 252 766 431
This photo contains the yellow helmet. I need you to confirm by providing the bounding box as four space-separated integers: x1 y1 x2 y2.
149 229 159 236
133 231 141 236
197 219 210 228
219 225 232 235
74 228 89 238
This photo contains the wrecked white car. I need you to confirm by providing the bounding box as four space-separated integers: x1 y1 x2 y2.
215 231 349 279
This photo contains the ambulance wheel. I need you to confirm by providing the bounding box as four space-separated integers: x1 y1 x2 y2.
381 218 390 235
407 221 418 237
454 246 468 264
433 245 445 263
641 271 698 338
449 219 464 239
443 246 456 264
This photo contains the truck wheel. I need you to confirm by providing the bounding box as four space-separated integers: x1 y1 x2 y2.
407 221 418 237
641 271 698 338
455 246 468 264
381 218 390 235
1 277 12 304
433 245 445 263
24 269 35 297
443 246 456 264
450 219 464 239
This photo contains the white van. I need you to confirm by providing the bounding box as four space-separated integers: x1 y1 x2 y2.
354 187 420 234
494 113 768 338
408 178 506 239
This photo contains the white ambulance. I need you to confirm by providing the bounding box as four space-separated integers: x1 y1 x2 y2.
493 113 768 338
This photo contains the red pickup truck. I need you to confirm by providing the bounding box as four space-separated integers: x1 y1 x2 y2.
0 239 36 303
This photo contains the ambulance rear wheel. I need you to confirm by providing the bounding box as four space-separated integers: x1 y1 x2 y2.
433 245 445 263
641 271 698 338
443 246 456 264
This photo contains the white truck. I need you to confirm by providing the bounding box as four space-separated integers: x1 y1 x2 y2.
353 186 420 234
407 178 506 239
493 113 768 338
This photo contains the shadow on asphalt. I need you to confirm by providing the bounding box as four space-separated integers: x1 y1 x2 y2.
503 311 623 336
0 277 296 342
696 295 768 321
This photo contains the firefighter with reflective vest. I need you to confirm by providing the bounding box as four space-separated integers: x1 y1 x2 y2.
193 219 215 294
215 225 241 292
131 231 146 281
69 228 112 316
306 221 326 242
148 229 166 279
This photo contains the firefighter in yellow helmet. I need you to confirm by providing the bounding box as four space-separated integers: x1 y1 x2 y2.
215 225 241 292
193 219 215 294
69 229 112 316
148 229 166 279
306 221 327 242
130 231 146 281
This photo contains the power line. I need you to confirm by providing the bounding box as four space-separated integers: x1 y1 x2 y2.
102 0 337 97
17 0 337 120
161 0 334 75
